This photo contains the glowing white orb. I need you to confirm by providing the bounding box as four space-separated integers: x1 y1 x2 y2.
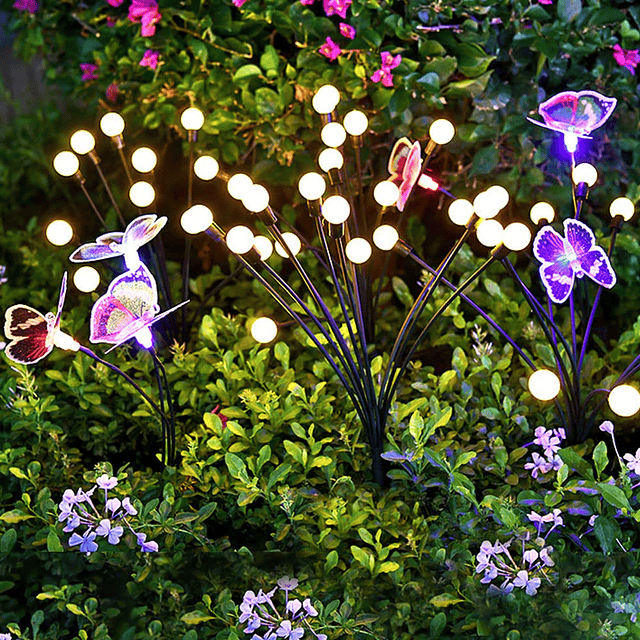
321 122 347 148
610 197 635 222
448 199 474 226
46 219 73 246
572 163 598 187
227 173 253 200
298 173 326 201
242 184 270 213
53 151 79 177
180 107 205 131
131 147 157 173
194 155 219 180
100 112 125 137
373 225 399 251
70 130 95 155
73 265 100 293
226 225 255 254
530 202 555 225
181 204 213 235
608 385 640 417
253 235 273 260
312 85 340 114
275 232 302 258
528 369 561 401
345 237 372 264
318 148 344 172
429 119 455 145
343 110 368 136
373 181 400 207
251 317 278 343
503 222 532 252
129 181 155 208
476 219 504 247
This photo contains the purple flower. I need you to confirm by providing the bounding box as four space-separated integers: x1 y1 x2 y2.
599 420 614 434
339 23 355 39
613 44 640 74
277 576 299 591
524 451 552 479
68 530 99 555
106 83 119 103
13 0 37 12
140 49 160 70
95 519 124 544
624 448 640 474
371 52 401 88
0 633 12 640
63 513 81 532
286 599 302 615
513 570 541 595
540 546 554 567
136 532 159 552
322 0 351 19
275 621 304 640
319 37 341 61
533 426 562 456
80 63 99 82
128 0 161 37
106 497 121 514
122 497 138 515
96 474 118 489
302 598 317 616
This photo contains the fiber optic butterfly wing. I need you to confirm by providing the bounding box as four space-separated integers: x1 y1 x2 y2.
4 272 67 364
533 225 576 304
564 218 616 288
527 90 617 137
69 231 125 262
387 138 422 211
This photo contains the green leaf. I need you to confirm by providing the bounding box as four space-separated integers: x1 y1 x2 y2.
255 87 282 118
593 515 619 555
444 71 491 98
597 482 631 511
452 347 467 375
558 0 582 22
225 453 250 483
0 510 33 524
593 441 608 479
439 370 457 393
181 611 216 625
350 545 374 571
470 146 499 176
0 529 17 553
325 549 339 572
260 45 280 72
480 407 501 420
233 64 262 82
558 449 593 479
377 561 399 573
274 342 290 369
392 277 413 308
430 612 447 638
409 411 424 444
266 464 291 492
429 593 464 607
310 456 332 468
46 530 63 552
256 445 271 474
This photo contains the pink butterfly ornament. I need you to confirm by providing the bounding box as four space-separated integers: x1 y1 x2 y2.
387 139 438 212
4 273 79 364
70 214 167 270
533 219 616 304
90 263 187 352
527 90 617 153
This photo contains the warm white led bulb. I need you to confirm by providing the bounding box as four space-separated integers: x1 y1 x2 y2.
608 385 640 417
373 181 400 207
321 122 347 148
476 219 504 247
473 191 501 219
275 232 302 258
129 181 155 208
253 235 273 260
70 130 96 155
53 151 79 177
486 185 510 211
242 184 270 212
298 172 326 200
503 223 531 252
321 195 350 224
572 163 598 187
131 147 157 173
530 202 555 225
318 148 344 172
610 197 635 221
528 369 561 401
343 110 368 136
448 199 474 226
373 225 399 251
194 155 219 180
429 119 455 145
312 84 340 114
226 225 255 254
73 265 100 293
251 317 278 343
181 204 213 235
46 219 73 246
100 112 125 137
345 237 372 264
180 107 205 131
227 173 253 200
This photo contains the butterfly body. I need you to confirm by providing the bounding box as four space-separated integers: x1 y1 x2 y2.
533 219 616 304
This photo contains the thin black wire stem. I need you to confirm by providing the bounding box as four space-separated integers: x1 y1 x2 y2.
153 350 176 466
150 350 169 465
181 140 195 343
117 146 134 187
77 181 107 229
93 161 126 227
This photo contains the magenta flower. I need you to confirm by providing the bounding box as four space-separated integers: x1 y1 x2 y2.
613 44 640 74
140 49 159 70
107 0 124 6
106 16 117 26
323 0 351 19
80 63 99 82
371 51 401 88
300 0 314 4
232 0 248 5
13 0 37 12
128 0 161 37
538 0 552 4
106 83 119 103
319 37 342 61
339 23 356 39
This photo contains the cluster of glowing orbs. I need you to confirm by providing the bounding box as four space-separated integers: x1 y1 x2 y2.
502 223 532 252
73 265 100 293
251 317 278 343
181 204 213 235
345 238 372 264
318 148 344 172
448 199 474 226
321 195 350 224
70 130 96 155
530 202 555 225
486 185 509 211
53 151 79 177
473 191 501 220
131 147 157 173
610 197 635 222
343 110 368 136
528 369 561 401
321 122 347 148
373 181 400 207
226 225 255 254
227 173 253 200
429 119 455 145
194 155 220 180
180 107 205 131
242 184 270 212
100 112 125 137
312 85 340 114
476 219 504 247
298 172 326 201
129 181 155 208
253 235 273 260
608 385 640 417
275 232 302 258
372 225 399 251
572 163 598 187
46 219 74 246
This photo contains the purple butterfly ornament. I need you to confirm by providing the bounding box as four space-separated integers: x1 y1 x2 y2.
90 263 187 352
533 218 616 304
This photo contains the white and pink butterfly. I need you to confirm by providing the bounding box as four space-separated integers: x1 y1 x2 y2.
70 214 167 271
533 219 616 304
90 263 187 352
387 138 438 211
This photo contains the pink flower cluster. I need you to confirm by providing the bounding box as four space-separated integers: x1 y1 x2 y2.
140 49 160 70
613 44 640 74
12 0 38 13
128 0 161 37
371 51 401 87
